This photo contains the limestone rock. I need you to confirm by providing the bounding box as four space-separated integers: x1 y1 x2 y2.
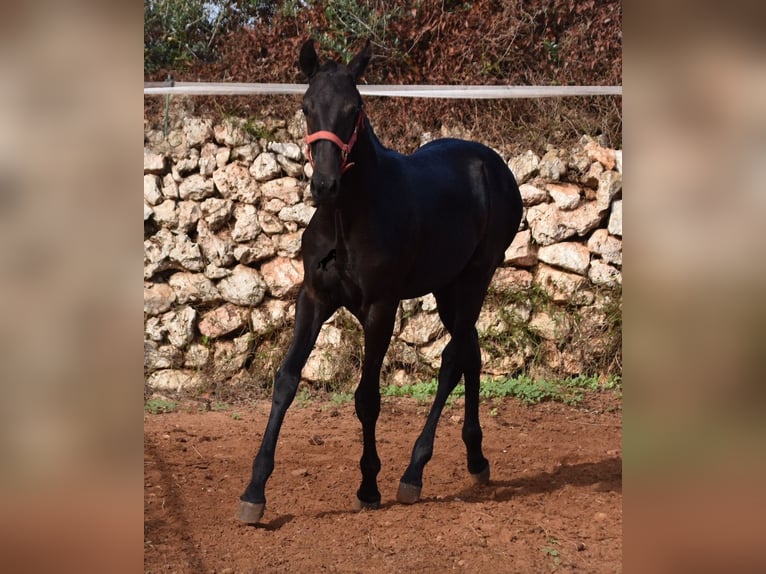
144 229 204 279
144 174 163 206
508 150 540 184
203 263 231 280
233 235 277 265
546 183 581 211
147 369 206 392
276 231 303 258
251 299 290 335
259 213 285 235
538 150 567 181
231 143 260 164
216 147 231 169
588 261 622 286
596 171 622 212
261 177 302 205
316 325 343 349
178 174 215 201
213 334 252 377
587 229 622 266
420 293 438 312
168 272 220 304
400 313 443 345
198 303 248 338
216 264 268 306
200 198 233 230
608 200 622 236
419 335 450 369
526 203 576 246
199 142 219 177
183 117 213 148
214 119 250 147
144 342 183 372
584 139 617 170
519 183 548 207
269 142 302 162
145 317 165 342
504 229 538 267
250 152 281 182
276 155 305 178
161 173 179 199
144 148 165 174
212 162 259 203
177 201 201 233
152 199 178 229
184 343 211 369
534 264 587 302
144 282 176 315
303 348 342 382
528 311 571 341
162 306 196 348
232 204 261 242
537 242 591 275
492 268 533 293
261 257 304 298
287 109 307 140
559 201 604 236
144 202 153 222
197 220 235 268
279 203 316 227
174 150 199 175
567 147 592 174
582 161 604 188
477 308 507 336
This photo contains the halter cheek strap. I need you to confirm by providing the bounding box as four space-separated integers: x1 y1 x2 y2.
304 108 365 174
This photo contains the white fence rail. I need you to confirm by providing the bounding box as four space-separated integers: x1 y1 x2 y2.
144 82 622 99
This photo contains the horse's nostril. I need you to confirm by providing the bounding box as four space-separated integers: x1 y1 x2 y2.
311 173 338 201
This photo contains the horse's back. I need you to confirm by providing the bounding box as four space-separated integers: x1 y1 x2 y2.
375 138 522 297
404 138 522 245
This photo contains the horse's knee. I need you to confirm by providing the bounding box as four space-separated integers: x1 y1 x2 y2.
272 369 301 409
354 384 381 423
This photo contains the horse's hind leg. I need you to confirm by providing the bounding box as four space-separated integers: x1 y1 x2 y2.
397 274 492 503
397 336 462 503
462 327 490 484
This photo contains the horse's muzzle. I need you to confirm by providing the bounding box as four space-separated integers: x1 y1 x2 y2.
310 171 340 204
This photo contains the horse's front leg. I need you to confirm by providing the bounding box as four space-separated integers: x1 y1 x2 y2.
354 301 397 509
237 286 337 523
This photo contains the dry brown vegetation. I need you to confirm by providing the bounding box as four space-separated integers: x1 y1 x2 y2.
144 0 621 155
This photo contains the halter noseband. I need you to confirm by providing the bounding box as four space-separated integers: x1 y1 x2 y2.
304 107 365 174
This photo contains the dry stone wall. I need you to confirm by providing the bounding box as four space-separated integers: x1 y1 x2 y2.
144 112 622 394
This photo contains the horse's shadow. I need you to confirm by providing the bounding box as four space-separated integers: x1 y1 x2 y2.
307 456 622 524
248 514 296 531
450 456 622 503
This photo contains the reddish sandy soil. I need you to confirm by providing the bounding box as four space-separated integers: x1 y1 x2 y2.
144 395 621 573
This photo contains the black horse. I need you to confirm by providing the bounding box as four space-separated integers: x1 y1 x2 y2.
237 39 523 523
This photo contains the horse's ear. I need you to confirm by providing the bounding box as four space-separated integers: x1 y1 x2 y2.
299 39 319 80
348 39 372 83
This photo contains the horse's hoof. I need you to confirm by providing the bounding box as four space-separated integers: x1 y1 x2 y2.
354 497 381 511
470 464 491 485
236 500 265 524
396 481 422 505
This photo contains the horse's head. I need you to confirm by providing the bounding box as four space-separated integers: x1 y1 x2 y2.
299 39 371 205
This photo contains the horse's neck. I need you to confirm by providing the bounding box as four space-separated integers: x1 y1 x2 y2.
348 119 385 181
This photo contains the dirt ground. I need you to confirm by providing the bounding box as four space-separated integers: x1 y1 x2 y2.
144 394 622 573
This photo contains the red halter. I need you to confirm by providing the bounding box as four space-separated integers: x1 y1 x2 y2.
304 107 365 174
